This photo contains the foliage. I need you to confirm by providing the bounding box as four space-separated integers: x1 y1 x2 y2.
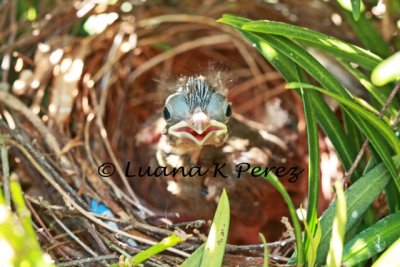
0 177 54 267
217 1 400 265
181 189 230 267
1 0 399 266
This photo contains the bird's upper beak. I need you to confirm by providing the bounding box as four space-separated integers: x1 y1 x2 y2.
168 111 227 145
192 111 210 133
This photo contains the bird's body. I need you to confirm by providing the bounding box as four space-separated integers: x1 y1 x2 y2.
133 75 307 243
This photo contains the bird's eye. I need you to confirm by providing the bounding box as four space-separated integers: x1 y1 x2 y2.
225 104 232 117
163 107 171 120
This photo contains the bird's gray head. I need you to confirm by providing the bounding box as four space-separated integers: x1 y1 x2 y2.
162 75 231 148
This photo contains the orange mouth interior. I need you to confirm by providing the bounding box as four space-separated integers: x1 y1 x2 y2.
175 126 221 142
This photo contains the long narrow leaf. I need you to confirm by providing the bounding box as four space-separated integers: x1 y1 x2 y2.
128 234 184 265
259 234 269 267
372 237 400 267
336 0 364 21
200 189 230 267
326 182 347 267
255 170 304 265
218 15 362 180
371 51 400 86
342 212 400 266
295 71 320 254
339 8 390 57
286 83 396 151
350 0 361 20
338 59 399 115
240 19 381 69
8 176 54 267
316 156 400 264
181 244 205 267
248 34 399 183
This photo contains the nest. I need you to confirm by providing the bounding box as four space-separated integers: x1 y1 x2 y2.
0 0 346 265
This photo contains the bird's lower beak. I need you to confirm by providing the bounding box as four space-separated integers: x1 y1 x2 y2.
168 118 227 145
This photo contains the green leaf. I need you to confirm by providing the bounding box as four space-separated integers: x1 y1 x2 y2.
0 175 55 267
295 72 320 257
217 13 250 27
371 51 400 86
343 212 400 266
286 83 396 149
326 182 347 267
240 19 381 69
11 176 42 249
337 0 363 20
286 82 400 190
254 170 305 265
217 15 299 80
350 0 361 20
338 60 399 116
247 34 398 185
200 189 230 267
259 234 269 267
218 15 362 180
340 9 391 57
181 244 205 267
297 73 320 225
127 233 184 265
315 156 400 264
372 238 400 267
303 214 322 267
219 14 384 183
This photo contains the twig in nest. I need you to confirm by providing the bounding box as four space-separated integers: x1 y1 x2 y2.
0 90 84 189
51 213 99 258
57 255 119 267
81 218 110 255
88 93 153 216
2 124 190 257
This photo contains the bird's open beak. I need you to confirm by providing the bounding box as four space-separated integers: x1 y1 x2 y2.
168 112 227 145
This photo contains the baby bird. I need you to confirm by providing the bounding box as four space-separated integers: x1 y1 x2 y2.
134 75 307 243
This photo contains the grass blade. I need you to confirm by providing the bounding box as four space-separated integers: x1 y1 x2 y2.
286 83 396 150
301 211 322 267
338 59 399 115
326 182 347 267
181 244 205 267
316 156 400 264
200 189 230 267
337 0 363 21
342 212 400 266
350 0 361 20
296 72 320 225
287 82 400 191
254 170 305 265
218 15 362 180
126 234 184 266
372 237 400 267
259 234 269 267
240 19 381 69
295 71 320 254
339 8 390 57
3 174 55 267
371 51 400 86
249 34 399 184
